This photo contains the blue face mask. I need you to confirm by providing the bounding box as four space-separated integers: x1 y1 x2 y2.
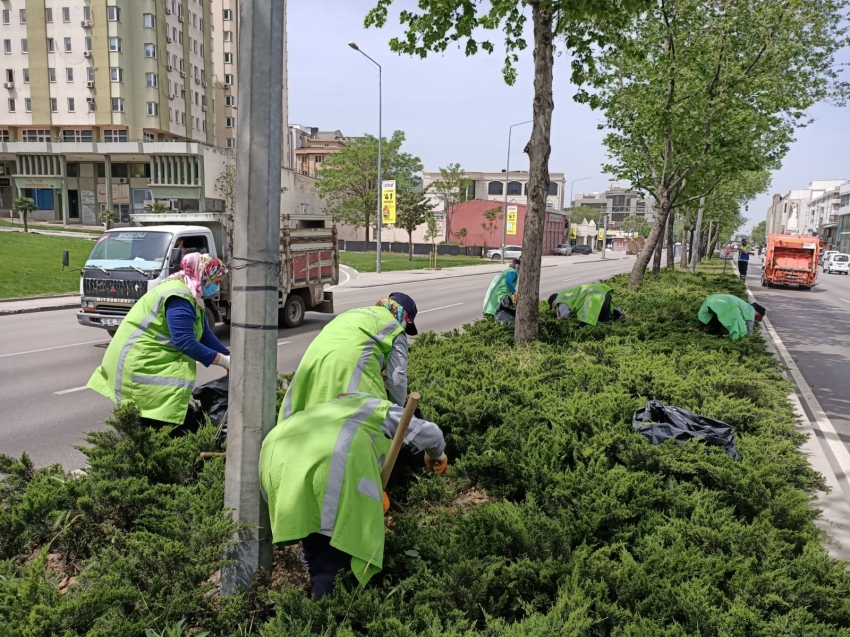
202 281 219 298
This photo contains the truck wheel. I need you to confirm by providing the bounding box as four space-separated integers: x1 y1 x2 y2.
280 294 305 328
205 306 217 329
761 278 767 287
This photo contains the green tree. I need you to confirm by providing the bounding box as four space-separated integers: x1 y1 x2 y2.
751 220 767 247
622 214 652 238
144 202 168 214
481 205 503 250
315 131 423 242
423 212 439 256
453 227 468 246
366 0 653 345
430 163 471 241
394 188 432 260
99 208 119 230
573 0 848 287
12 197 37 233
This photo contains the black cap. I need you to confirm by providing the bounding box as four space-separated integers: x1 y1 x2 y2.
512 258 521 267
389 292 418 336
548 293 558 308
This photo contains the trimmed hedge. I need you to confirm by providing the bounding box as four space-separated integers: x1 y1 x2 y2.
1 268 849 636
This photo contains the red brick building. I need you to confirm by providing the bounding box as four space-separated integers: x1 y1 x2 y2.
449 200 565 254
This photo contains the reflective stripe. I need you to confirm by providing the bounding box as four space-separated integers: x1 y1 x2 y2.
346 321 400 394
131 372 195 390
154 333 174 348
281 377 295 419
320 398 382 535
114 288 194 404
580 290 605 322
356 477 381 502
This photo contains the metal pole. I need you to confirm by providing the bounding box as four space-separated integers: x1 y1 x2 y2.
222 0 284 595
689 195 706 274
500 120 532 265
568 177 590 245
706 220 713 259
601 213 609 259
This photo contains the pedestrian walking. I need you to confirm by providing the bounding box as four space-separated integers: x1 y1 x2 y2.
738 239 752 280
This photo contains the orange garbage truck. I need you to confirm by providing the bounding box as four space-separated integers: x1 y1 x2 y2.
761 234 819 290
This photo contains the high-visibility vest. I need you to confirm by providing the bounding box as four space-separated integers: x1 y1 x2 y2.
483 268 515 316
87 279 203 423
698 294 755 340
261 394 394 586
279 306 404 420
554 283 613 325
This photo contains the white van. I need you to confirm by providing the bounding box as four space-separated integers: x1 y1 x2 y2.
824 253 850 275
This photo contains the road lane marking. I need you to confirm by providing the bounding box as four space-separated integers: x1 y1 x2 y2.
419 303 463 314
54 386 89 395
0 339 110 359
840 298 850 305
435 283 474 291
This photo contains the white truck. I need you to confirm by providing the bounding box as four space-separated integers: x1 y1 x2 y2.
73 212 338 336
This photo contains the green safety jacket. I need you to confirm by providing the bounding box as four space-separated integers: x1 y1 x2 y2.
279 306 405 420
87 279 202 423
483 268 516 316
554 283 613 325
698 294 755 341
261 394 394 586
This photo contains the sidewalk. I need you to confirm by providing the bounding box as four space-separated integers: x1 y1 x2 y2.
0 294 80 316
0 227 99 240
337 252 632 289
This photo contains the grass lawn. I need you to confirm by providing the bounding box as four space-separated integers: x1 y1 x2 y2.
0 232 93 299
340 251 489 272
0 219 101 235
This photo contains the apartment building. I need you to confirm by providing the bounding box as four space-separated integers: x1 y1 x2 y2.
764 180 847 236
0 0 292 223
290 126 353 177
570 183 657 228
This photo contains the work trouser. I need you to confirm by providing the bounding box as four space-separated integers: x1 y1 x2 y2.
738 259 749 279
300 533 349 599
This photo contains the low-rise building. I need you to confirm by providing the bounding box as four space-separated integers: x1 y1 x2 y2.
448 199 565 254
422 169 566 211
569 183 657 229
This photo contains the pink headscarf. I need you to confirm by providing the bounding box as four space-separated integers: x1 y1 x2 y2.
167 252 227 306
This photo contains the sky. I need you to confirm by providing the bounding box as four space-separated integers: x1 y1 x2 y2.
287 1 850 233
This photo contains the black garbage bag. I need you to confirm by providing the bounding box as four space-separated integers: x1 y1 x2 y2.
182 376 229 440
494 295 516 325
631 400 740 460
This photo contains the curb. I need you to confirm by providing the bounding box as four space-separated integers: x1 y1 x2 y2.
0 302 79 316
0 293 80 304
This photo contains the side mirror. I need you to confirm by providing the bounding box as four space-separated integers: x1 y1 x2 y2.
62 250 70 268
169 247 182 271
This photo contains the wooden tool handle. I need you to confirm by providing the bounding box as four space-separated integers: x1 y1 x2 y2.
199 452 227 459
381 392 420 489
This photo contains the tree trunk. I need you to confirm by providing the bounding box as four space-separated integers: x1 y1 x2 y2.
652 225 664 274
666 210 675 269
514 2 554 345
445 205 452 245
628 194 670 287
408 231 413 260
21 212 28 233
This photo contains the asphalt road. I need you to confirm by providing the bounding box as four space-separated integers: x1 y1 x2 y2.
0 256 635 470
749 254 850 492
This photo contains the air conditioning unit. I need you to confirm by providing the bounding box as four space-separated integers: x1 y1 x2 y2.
202 80 207 88
178 14 184 22
166 7 172 14
202 105 207 111
3 82 13 89
83 51 92 58
180 71 186 78
86 97 94 102
81 20 92 28
194 77 200 85
167 64 173 71
166 36 173 43
86 81 94 88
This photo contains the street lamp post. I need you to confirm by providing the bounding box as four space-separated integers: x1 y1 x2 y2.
568 176 591 245
349 41 383 273
500 120 532 265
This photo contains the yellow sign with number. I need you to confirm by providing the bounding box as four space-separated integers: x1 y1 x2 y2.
570 225 577 239
381 180 396 224
506 205 518 236
597 229 604 240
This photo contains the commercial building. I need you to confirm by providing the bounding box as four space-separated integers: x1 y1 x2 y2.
764 180 847 237
836 182 850 253
569 183 657 229
422 169 566 211
448 199 565 254
0 0 294 223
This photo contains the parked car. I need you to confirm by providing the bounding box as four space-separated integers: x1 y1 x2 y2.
485 245 523 261
571 244 593 255
824 252 850 275
819 250 838 266
553 244 573 256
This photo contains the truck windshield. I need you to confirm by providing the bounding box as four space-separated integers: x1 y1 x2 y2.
86 231 173 271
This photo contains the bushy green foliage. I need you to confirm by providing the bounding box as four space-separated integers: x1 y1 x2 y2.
2 268 849 635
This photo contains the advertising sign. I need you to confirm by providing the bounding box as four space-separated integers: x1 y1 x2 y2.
506 205 518 235
81 189 97 225
381 180 396 224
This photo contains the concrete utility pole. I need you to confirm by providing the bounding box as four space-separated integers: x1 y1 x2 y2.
222 0 285 595
601 213 609 260
501 120 532 264
689 196 706 274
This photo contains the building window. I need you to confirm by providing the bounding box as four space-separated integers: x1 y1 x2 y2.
224 52 233 64
223 9 232 20
50 98 57 112
488 181 503 196
315 155 324 163
178 30 183 44
110 67 123 82
225 117 234 127
67 98 75 112
87 67 95 82
48 68 56 82
548 182 559 196
63 130 92 142
107 6 120 21
146 73 158 87
3 40 9 55
23 68 29 82
19 9 26 24
66 68 73 82
225 95 235 107
147 102 159 116
7 98 14 113
143 13 156 29
168 107 173 122
193 40 198 54
200 44 204 56
23 129 50 142
87 99 96 112
45 7 54 22
109 37 122 52
21 39 28 54
85 37 92 52
226 138 235 148
111 97 125 112
83 6 90 21
24 98 32 112
144 44 157 58
103 130 128 142
224 73 233 85
200 18 203 31
62 7 70 22
1 10 9 25
507 181 522 195
4 69 12 83
64 37 72 53
466 183 475 199
0 130 10 141
224 31 233 42
47 38 55 53
202 120 206 132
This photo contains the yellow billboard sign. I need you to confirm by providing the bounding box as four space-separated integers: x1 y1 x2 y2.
597 229 604 240
570 225 577 239
381 180 396 224
506 205 518 236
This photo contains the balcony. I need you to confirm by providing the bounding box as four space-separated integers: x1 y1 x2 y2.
0 139 204 156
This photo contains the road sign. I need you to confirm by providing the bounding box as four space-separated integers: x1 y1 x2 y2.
381 180 396 224
506 205 518 235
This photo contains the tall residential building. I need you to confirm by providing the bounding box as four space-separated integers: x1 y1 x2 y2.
290 126 354 177
0 0 291 223
570 183 657 228
764 180 847 236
